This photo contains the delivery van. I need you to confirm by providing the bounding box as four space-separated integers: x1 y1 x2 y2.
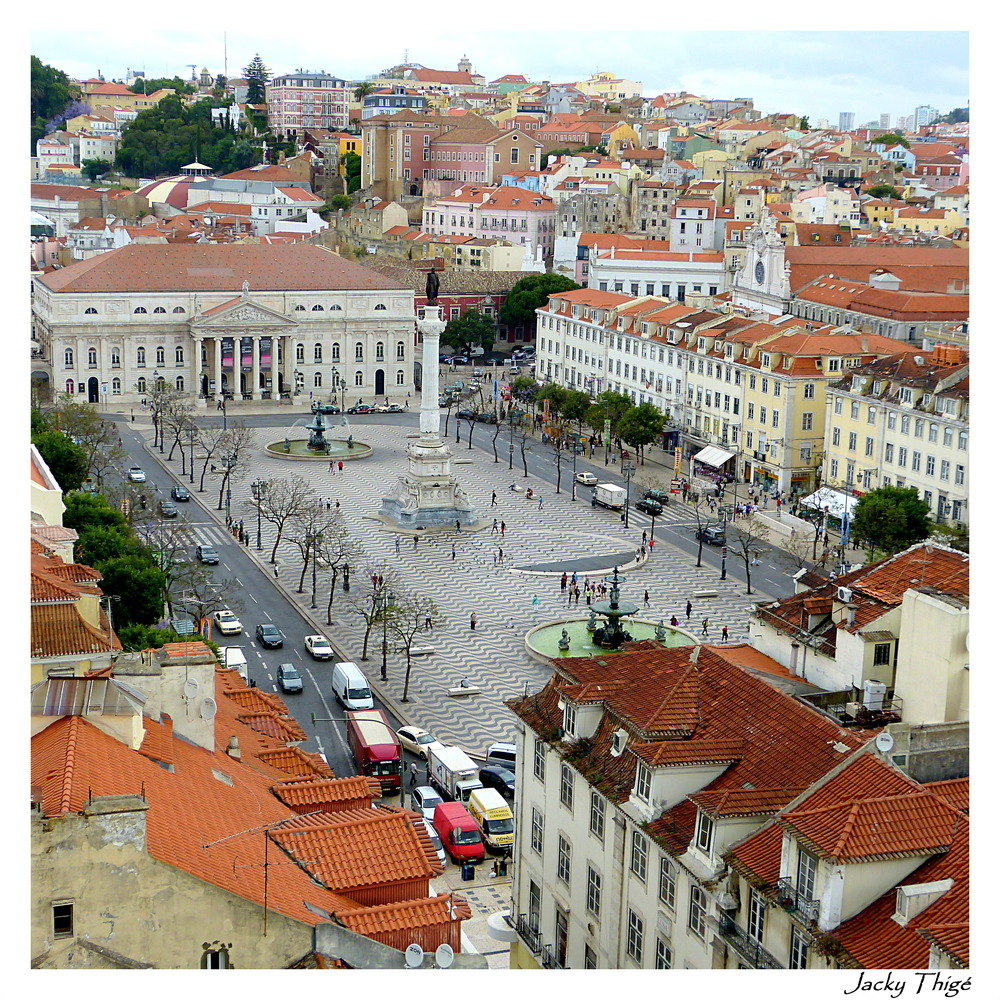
432 801 485 863
220 646 249 684
332 661 374 710
467 787 515 854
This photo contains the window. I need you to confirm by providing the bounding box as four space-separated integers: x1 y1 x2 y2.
659 857 677 909
331 341 341 362
655 938 672 969
848 431 857 451
926 456 936 477
375 341 385 361
112 378 121 395
688 885 709 938
110 348 120 368
626 910 644 964
530 807 544 853
873 642 891 666
133 306 147 314
533 738 546 781
888 411 897 430
899 447 909 467
802 412 813 431
175 346 184 364
174 376 184 391
589 791 605 840
633 761 653 801
153 306 166 314
958 431 967 451
136 377 147 394
584 944 597 969
295 343 304 362
396 369 405 386
850 401 859 419
202 945 230 969
789 926 810 969
587 865 602 915
929 422 939 443
796 849 818 900
803 383 815 399
865 436 874 457
173 306 185 314
136 347 146 366
295 304 306 312
86 347 97 367
630 830 648 882
955 464 965 485
64 348 74 367
563 702 577 736
374 303 387 311
314 373 323 388
396 341 405 361
155 347 165 365
559 763 574 811
557 835 571 883
355 343 364 362
314 343 323 362
52 901 73 938
868 406 877 424
84 307 97 315
834 396 843 414
695 811 714 854
832 427 841 446
747 891 766 943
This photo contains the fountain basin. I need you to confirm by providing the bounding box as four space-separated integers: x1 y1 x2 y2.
265 438 372 461
526 617 696 661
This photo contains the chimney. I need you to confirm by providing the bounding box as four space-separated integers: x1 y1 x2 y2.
226 736 241 760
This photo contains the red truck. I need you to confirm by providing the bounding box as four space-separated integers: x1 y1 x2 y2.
346 709 402 792
432 801 485 863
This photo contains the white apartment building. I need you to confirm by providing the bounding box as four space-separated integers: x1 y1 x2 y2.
588 247 727 303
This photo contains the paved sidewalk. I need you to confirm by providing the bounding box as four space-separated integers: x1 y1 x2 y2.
135 418 779 755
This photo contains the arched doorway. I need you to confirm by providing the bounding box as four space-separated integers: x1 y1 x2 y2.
409 183 419 196
87 377 99 403
374 369 385 396
201 373 209 397
30 371 51 405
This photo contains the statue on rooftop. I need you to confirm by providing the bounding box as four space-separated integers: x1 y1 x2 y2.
425 266 440 306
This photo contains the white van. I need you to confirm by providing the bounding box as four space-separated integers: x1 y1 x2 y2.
220 646 249 684
332 661 374 710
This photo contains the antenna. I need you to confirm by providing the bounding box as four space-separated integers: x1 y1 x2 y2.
188 64 197 82
224 32 227 83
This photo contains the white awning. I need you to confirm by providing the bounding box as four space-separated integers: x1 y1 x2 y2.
693 445 736 468
799 487 860 519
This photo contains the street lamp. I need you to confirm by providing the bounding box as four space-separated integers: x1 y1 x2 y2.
250 479 265 549
311 530 322 609
222 452 236 526
621 461 636 529
152 370 163 451
186 422 197 484
720 543 728 581
380 589 395 681
331 367 345 412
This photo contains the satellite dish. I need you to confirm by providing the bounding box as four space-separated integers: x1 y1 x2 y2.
183 678 199 701
435 943 454 969
404 943 424 968
200 697 218 721
875 731 894 754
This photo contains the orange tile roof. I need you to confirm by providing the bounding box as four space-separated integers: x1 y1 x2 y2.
272 775 383 811
923 778 969 812
31 604 120 658
691 785 807 818
337 894 472 937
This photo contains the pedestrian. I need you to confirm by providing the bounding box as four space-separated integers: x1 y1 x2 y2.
574 588 580 605
395 536 401 555
722 625 729 642
644 589 650 606
648 537 655 551
686 600 692 619
532 594 540 606
571 572 578 586
329 460 334 472
413 535 419 549
470 612 477 631
326 501 331 510
560 572 568 591
492 518 499 534
456 519 462 533
538 496 543 510
273 564 279 579
670 615 678 627
409 762 418 788
338 460 344 473
491 490 498 506
642 530 648 544
701 617 709 636
586 591 592 605
424 614 432 630
497 547 504 563
500 521 506 537
335 500 340 509
451 543 456 560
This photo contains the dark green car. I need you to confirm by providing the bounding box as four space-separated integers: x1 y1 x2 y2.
643 489 672 505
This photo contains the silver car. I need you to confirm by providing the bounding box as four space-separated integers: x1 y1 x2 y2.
410 785 443 821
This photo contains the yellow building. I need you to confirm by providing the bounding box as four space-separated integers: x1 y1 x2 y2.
861 197 905 227
692 149 733 182
83 82 175 112
574 71 643 102
889 206 964 237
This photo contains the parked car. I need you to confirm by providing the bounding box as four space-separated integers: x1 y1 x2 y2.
575 471 598 486
397 726 446 760
171 485 190 501
312 402 340 415
438 352 453 362
213 609 243 635
443 381 465 392
643 488 672 505
304 634 334 660
455 408 476 421
422 817 448 864
256 623 285 648
196 545 219 565
509 366 521 376
450 356 469 366
635 497 664 516
696 525 726 546
432 801 485 863
475 412 497 423
384 403 403 413
158 499 178 518
347 403 374 414
472 367 485 377
478 764 516 798
485 741 517 773
127 467 146 483
276 663 303 694
411 785 444 821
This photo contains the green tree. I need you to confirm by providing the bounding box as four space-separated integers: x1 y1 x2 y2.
864 183 902 200
343 150 362 193
31 55 73 150
243 54 271 105
31 429 89 492
74 524 141 567
615 401 666 462
535 383 569 418
129 76 195 96
585 390 632 433
871 133 910 148
81 158 112 181
499 274 580 332
117 623 198 652
442 309 496 356
934 107 969 125
63 492 127 533
98 553 167 627
353 81 375 102
325 193 352 211
851 486 932 557
799 116 810 130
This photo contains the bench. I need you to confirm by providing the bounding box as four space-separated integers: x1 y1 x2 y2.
693 590 719 599
448 685 481 697
410 645 436 656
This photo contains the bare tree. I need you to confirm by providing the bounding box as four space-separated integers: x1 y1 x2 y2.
344 563 401 661
729 516 771 595
287 502 347 593
513 414 533 478
317 529 363 625
197 423 228 493
253 475 319 564
215 421 254 514
50 398 126 487
688 496 713 568
143 382 182 452
163 397 195 464
133 516 199 616
172 574 244 630
390 591 444 702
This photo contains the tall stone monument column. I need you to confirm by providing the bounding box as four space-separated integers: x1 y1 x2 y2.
380 283 477 529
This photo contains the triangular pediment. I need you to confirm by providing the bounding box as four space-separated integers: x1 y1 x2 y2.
191 296 297 330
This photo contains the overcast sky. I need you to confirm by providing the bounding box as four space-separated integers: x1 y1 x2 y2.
32 27 967 125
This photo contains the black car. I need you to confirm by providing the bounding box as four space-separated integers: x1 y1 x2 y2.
635 498 663 516
475 412 498 423
196 545 219 564
256 623 285 648
479 765 516 798
643 488 671 506
455 408 476 421
312 402 341 415
347 403 374 414
450 356 469 365
171 485 190 502
696 525 726 546
158 499 179 518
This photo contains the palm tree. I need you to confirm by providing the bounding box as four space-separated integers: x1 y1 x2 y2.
353 81 375 103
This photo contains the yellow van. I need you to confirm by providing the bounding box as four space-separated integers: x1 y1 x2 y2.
467 787 514 853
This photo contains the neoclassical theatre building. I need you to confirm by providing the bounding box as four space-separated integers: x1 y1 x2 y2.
32 243 416 406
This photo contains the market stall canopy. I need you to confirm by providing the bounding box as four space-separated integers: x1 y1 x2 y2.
692 445 735 468
799 486 860 519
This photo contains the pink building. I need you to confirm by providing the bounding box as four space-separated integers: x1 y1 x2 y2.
267 71 350 133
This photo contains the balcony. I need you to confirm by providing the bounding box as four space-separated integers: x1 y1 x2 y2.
717 915 783 969
776 878 820 923
515 913 541 954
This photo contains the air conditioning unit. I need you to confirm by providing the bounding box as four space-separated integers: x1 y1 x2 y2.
862 679 887 711
836 586 853 603
845 701 861 719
